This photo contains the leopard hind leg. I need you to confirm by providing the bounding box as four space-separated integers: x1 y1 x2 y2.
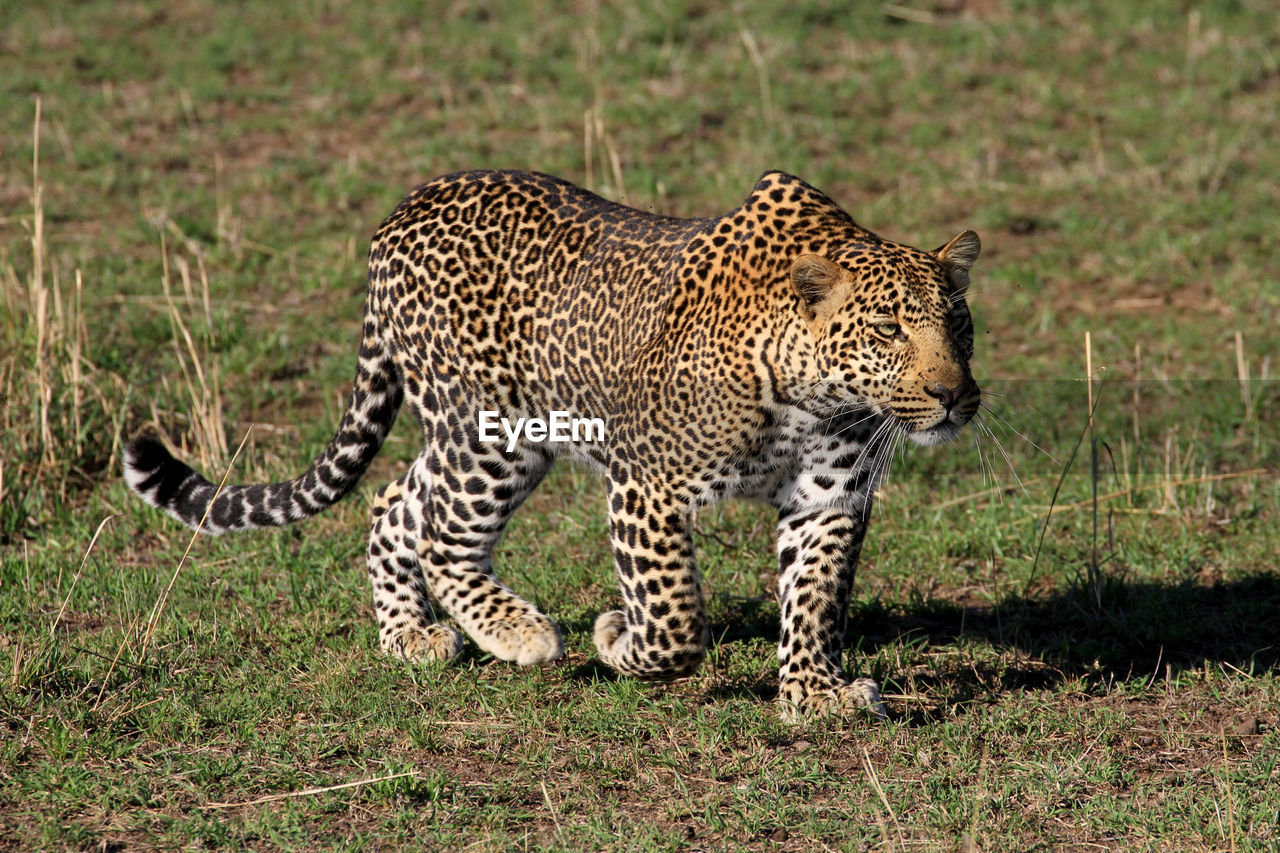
416 435 564 667
367 469 464 663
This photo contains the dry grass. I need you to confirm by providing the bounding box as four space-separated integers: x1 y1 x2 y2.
0 98 235 538
0 100 123 535
147 237 229 472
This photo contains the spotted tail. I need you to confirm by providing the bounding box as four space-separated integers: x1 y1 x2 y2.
123 314 402 535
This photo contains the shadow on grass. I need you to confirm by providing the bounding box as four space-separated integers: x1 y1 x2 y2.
862 573 1280 672
567 659 622 682
690 573 1280 717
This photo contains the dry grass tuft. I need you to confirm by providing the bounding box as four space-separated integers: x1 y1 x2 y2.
147 236 229 473
1 99 234 537
0 99 127 537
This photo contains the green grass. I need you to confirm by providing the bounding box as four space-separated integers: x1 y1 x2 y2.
2 0 1278 849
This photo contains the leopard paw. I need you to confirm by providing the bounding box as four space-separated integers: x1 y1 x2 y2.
777 677 887 722
385 624 465 664
593 610 705 680
475 612 564 666
592 610 627 662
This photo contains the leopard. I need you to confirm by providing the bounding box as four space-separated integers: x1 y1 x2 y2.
124 169 981 718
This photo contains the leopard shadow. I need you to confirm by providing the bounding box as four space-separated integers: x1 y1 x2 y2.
845 572 1280 721
653 573 1278 718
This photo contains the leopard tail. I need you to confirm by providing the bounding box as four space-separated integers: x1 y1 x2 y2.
122 294 401 534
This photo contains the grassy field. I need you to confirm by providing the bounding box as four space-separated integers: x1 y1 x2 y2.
2 0 1278 849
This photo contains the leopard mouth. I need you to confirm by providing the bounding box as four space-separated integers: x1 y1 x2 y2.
904 401 978 446
907 418 964 447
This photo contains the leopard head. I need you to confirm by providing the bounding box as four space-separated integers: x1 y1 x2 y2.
790 230 981 446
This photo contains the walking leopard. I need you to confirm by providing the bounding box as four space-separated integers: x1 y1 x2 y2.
124 169 981 717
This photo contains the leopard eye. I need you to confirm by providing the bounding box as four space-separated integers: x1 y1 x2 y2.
874 321 901 339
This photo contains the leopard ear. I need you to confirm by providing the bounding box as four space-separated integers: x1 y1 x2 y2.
933 230 981 294
791 254 849 321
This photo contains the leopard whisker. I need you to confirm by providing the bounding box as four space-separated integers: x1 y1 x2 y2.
968 423 996 496
978 400 1056 465
853 417 900 517
872 427 907 515
826 407 885 438
974 412 1028 495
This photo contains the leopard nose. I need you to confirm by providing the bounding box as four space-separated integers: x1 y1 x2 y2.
924 383 961 411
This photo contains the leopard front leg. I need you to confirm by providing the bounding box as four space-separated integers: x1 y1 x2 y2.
367 472 464 663
594 482 708 680
775 507 886 720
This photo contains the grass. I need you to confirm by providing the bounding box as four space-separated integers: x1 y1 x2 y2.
2 0 1278 849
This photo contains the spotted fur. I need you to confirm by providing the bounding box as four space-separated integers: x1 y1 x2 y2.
124 170 981 717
